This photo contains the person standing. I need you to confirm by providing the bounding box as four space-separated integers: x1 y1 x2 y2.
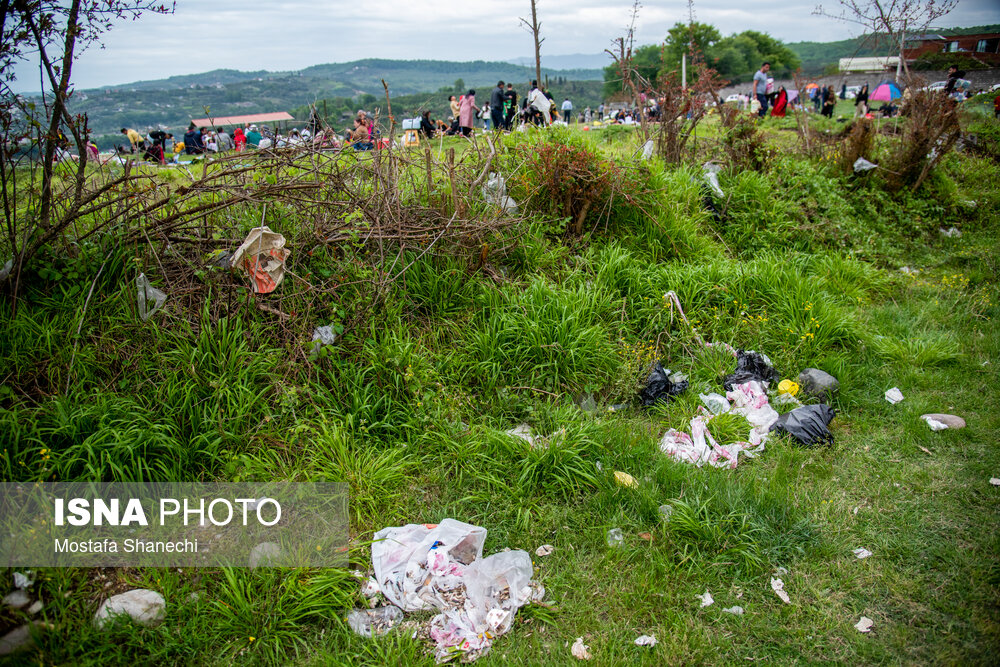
561 98 573 124
821 85 836 118
597 102 605 120
854 83 869 118
459 89 479 137
449 95 461 133
503 83 518 130
490 81 506 132
753 62 771 118
528 80 551 125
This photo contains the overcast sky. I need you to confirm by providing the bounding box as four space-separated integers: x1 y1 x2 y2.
12 0 1000 91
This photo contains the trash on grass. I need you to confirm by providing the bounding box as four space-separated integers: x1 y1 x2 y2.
370 519 535 663
614 471 638 489
722 606 744 615
853 548 872 559
922 416 948 431
640 140 654 161
884 387 904 404
535 544 554 557
135 274 167 321
769 404 836 446
770 577 790 604
506 424 535 446
777 379 800 396
723 350 779 391
634 635 657 646
939 226 961 238
855 616 874 633
659 381 778 469
312 325 338 347
231 226 290 294
0 258 13 283
853 157 878 173
703 162 724 198
606 528 624 547
571 637 592 660
699 393 730 415
482 173 518 212
347 606 404 638
698 591 714 607
640 362 689 406
12 572 33 590
921 413 965 430
989 478 1000 486
658 504 674 521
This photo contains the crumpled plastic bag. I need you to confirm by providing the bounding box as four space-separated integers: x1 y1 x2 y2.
136 273 167 321
853 157 877 173
769 404 835 446
640 140 654 160
723 349 779 390
482 172 518 212
231 226 290 294
703 162 724 198
347 606 404 638
641 362 689 406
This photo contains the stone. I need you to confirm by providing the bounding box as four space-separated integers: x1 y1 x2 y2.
26 600 43 615
0 621 48 656
920 413 966 430
248 542 282 569
797 368 840 401
93 589 166 628
2 590 31 610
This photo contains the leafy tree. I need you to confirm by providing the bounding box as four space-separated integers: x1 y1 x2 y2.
710 31 801 83
663 22 722 70
453 78 465 94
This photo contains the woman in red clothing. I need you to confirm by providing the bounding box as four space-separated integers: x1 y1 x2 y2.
771 86 788 118
234 127 246 152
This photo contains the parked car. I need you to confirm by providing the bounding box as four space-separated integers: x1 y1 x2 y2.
921 81 948 92
724 93 748 104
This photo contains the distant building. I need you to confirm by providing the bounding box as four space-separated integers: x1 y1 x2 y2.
903 32 1000 64
839 56 901 73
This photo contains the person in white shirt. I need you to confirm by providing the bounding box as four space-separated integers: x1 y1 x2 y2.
561 98 573 124
527 80 551 126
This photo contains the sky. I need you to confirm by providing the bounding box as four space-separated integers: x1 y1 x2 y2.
11 0 1000 92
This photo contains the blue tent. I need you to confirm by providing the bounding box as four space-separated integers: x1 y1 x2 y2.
870 80 902 102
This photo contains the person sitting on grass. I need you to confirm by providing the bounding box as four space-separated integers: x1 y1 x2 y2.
349 116 373 151
245 125 262 148
420 110 436 139
183 124 203 154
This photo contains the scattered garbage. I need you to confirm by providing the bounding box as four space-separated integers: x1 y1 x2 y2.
535 544 554 557
482 173 518 212
12 573 33 590
773 392 803 409
2 591 30 610
0 258 13 283
659 381 778 468
571 637 592 660
722 606 744 615
699 393 730 415
698 591 714 608
989 478 1000 486
614 471 638 489
884 387 904 404
769 404 836 446
606 528 624 547
577 392 598 413
853 548 872 559
135 273 167 321
777 380 800 396
312 325 338 347
939 226 962 238
853 157 878 173
658 504 674 521
231 226 290 294
640 362 689 406
770 577 790 604
702 162 724 198
369 519 536 663
723 350 779 391
797 368 839 402
347 606 404 638
205 249 232 269
634 635 657 646
855 616 874 633
899 266 917 275
920 413 965 430
640 140 654 160
506 424 536 447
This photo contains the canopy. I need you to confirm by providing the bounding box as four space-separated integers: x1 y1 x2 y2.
189 112 294 127
804 83 820 90
870 81 902 102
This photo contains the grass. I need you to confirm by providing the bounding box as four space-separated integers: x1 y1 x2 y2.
1 112 998 665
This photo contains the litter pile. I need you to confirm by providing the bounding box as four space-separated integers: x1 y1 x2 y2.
356 519 542 663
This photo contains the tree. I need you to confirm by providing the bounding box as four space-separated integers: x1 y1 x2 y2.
0 1 175 293
662 21 721 73
711 31 801 82
519 0 544 85
453 78 465 94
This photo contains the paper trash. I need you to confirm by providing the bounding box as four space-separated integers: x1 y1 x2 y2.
231 226 290 294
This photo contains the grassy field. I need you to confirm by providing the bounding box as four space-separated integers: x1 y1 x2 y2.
1 106 998 665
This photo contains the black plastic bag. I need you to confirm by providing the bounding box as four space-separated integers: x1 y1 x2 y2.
723 349 779 390
769 404 836 446
640 362 689 406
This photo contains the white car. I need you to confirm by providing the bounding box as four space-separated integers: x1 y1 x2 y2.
921 81 948 92
724 93 748 104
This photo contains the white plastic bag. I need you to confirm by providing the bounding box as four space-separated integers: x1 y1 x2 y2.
347 606 404 637
136 273 167 321
703 162 724 198
231 226 290 294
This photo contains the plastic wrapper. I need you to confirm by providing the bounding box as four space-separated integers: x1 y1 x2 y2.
136 273 167 321
723 349 779 390
641 362 689 406
231 226 290 294
769 404 835 446
347 606 404 638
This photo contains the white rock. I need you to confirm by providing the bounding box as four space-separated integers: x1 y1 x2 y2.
855 616 874 633
94 589 166 628
571 637 592 660
0 621 48 656
26 600 43 615
2 590 30 610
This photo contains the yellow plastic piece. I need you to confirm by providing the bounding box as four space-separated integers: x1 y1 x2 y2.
778 379 800 396
614 471 638 489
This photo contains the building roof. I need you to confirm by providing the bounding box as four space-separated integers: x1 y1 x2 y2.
189 112 294 127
